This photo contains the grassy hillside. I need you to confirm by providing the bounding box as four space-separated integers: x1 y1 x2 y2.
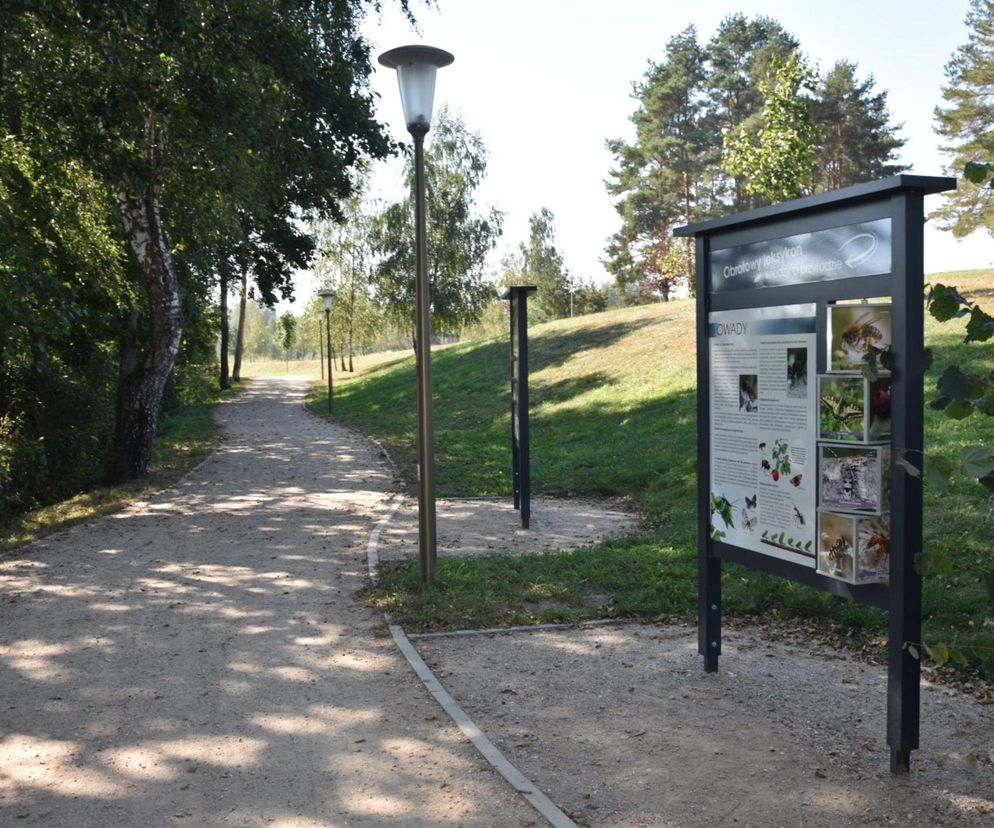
310 270 994 675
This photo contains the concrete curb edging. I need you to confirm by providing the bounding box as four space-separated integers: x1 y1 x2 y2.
366 501 578 828
388 622 578 828
366 494 405 580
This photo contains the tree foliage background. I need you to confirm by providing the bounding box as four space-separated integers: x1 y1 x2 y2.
605 13 906 302
0 0 408 519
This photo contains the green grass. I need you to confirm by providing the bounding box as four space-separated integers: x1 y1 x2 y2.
0 381 241 551
312 270 994 677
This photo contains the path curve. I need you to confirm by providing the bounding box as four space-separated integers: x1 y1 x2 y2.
0 377 538 827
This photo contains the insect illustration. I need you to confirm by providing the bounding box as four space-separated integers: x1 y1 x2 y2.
793 505 805 526
821 394 863 427
745 493 757 510
864 532 890 569
741 510 757 533
790 473 803 487
841 466 858 501
839 310 884 356
758 442 767 449
761 459 771 471
824 534 853 571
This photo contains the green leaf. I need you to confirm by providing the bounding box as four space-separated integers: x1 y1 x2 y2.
905 642 920 660
924 641 950 666
951 648 969 667
945 398 975 420
895 454 921 479
937 365 973 399
923 455 954 492
981 474 994 494
963 751 979 772
961 445 994 479
965 305 994 343
928 284 970 322
964 161 994 183
927 550 955 576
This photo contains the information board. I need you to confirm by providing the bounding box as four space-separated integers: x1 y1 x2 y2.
677 175 956 775
708 304 817 566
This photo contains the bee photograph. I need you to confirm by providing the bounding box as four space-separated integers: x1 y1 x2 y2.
818 443 891 513
829 303 892 372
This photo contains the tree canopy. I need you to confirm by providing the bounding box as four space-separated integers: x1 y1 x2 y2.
605 14 906 301
1 0 410 512
373 109 503 337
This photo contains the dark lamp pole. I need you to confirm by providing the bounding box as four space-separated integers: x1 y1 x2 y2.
378 44 453 585
319 289 335 414
316 313 325 380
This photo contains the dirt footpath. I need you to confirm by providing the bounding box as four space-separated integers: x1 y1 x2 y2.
416 623 994 827
0 377 537 827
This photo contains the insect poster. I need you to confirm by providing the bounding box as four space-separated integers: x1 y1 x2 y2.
818 375 892 442
828 303 892 372
708 304 819 567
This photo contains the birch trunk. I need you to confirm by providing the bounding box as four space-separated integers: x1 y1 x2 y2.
232 267 247 381
110 178 184 483
219 266 231 390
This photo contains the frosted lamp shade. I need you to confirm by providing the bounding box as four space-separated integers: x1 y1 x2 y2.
323 296 332 311
396 63 437 128
378 46 453 131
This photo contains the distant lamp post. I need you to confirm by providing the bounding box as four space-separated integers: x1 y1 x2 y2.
378 44 453 585
316 313 325 380
319 290 335 413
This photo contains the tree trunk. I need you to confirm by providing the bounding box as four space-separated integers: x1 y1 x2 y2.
232 266 247 381
110 178 184 483
219 265 231 390
340 342 346 372
348 328 354 372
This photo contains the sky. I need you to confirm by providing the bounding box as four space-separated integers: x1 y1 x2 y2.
285 0 988 310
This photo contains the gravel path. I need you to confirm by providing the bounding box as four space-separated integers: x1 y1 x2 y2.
417 624 994 827
0 378 537 827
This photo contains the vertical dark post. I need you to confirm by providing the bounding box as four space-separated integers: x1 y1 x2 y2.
695 236 721 673
318 317 325 380
504 286 536 529
325 309 333 414
413 128 438 584
887 192 924 774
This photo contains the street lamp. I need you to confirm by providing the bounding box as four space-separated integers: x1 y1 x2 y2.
378 44 453 584
316 313 325 380
319 289 335 414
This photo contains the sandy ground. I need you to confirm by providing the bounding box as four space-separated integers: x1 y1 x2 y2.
416 624 994 827
0 378 537 827
376 497 637 561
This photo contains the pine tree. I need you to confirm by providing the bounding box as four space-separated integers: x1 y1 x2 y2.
813 61 906 191
934 0 994 237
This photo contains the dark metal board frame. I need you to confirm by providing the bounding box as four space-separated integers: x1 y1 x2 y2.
503 286 537 529
675 175 956 775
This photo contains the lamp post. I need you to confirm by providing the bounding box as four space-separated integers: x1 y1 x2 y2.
316 313 325 380
319 289 335 413
378 44 453 585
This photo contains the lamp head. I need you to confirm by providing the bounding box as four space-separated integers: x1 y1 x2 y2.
318 289 335 311
378 45 454 133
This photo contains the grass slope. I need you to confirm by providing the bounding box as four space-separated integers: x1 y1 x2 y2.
310 271 994 676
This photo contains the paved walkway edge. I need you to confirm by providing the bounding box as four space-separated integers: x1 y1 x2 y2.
366 501 578 828
387 623 578 828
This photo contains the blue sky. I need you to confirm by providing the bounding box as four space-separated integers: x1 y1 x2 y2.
288 0 989 309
